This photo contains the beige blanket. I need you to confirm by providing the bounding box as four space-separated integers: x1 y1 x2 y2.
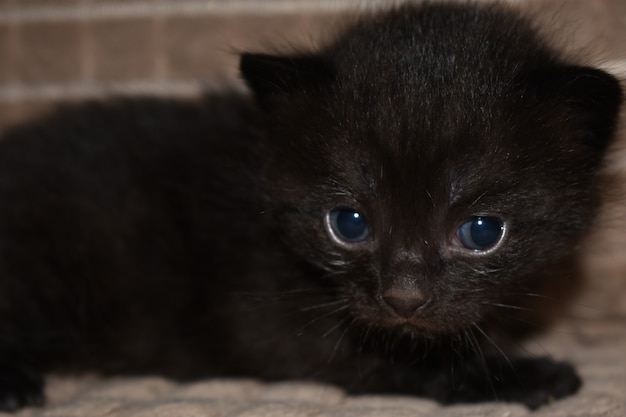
0 0 625 416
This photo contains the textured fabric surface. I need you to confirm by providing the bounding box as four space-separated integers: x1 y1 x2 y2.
0 1 624 416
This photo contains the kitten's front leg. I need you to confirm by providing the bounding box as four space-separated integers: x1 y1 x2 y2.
445 356 582 410
331 355 581 410
0 362 45 412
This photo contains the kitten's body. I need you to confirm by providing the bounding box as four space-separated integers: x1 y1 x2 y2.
0 2 622 412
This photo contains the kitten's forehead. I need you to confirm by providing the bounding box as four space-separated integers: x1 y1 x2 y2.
271 4 620 234
330 6 540 92
324 4 550 156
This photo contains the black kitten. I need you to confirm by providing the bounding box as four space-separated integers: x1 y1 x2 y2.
0 2 622 412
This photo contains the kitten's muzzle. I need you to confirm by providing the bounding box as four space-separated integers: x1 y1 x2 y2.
382 288 430 318
380 258 432 319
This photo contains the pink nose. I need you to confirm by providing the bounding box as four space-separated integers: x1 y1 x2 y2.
382 291 429 318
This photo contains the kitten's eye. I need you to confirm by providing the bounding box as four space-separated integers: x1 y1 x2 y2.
327 208 371 244
453 216 504 252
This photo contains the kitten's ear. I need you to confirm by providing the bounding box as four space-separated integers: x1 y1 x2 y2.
532 66 623 153
239 53 333 106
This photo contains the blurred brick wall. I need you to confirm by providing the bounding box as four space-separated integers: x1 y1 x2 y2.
0 0 349 129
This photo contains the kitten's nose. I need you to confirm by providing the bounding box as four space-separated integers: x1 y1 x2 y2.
382 289 429 318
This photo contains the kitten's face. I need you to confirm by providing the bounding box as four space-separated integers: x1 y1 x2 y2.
261 84 599 337
240 6 622 338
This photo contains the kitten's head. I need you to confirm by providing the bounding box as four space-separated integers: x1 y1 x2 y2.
240 4 623 340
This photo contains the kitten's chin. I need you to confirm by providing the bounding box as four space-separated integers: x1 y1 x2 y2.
378 316 456 336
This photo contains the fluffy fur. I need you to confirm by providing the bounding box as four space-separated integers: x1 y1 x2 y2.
0 2 622 412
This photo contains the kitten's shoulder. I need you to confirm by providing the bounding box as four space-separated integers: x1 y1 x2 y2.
1 89 258 146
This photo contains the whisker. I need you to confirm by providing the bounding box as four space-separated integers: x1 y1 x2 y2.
497 314 543 329
299 298 350 312
472 323 515 378
327 317 358 363
295 304 351 336
482 302 532 312
521 337 554 359
502 292 603 314
467 324 499 400
232 288 336 300
454 330 470 359
230 290 341 314
321 315 351 339
358 325 371 354
504 292 552 299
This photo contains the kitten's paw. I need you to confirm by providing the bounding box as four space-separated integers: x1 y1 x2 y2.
497 357 581 409
449 357 581 410
331 355 580 410
0 364 45 412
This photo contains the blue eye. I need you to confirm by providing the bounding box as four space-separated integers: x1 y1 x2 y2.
328 208 371 244
455 216 504 251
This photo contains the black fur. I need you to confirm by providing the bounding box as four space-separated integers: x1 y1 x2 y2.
0 2 622 412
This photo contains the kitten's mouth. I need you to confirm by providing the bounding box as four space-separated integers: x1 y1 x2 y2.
382 316 446 335
396 322 424 335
